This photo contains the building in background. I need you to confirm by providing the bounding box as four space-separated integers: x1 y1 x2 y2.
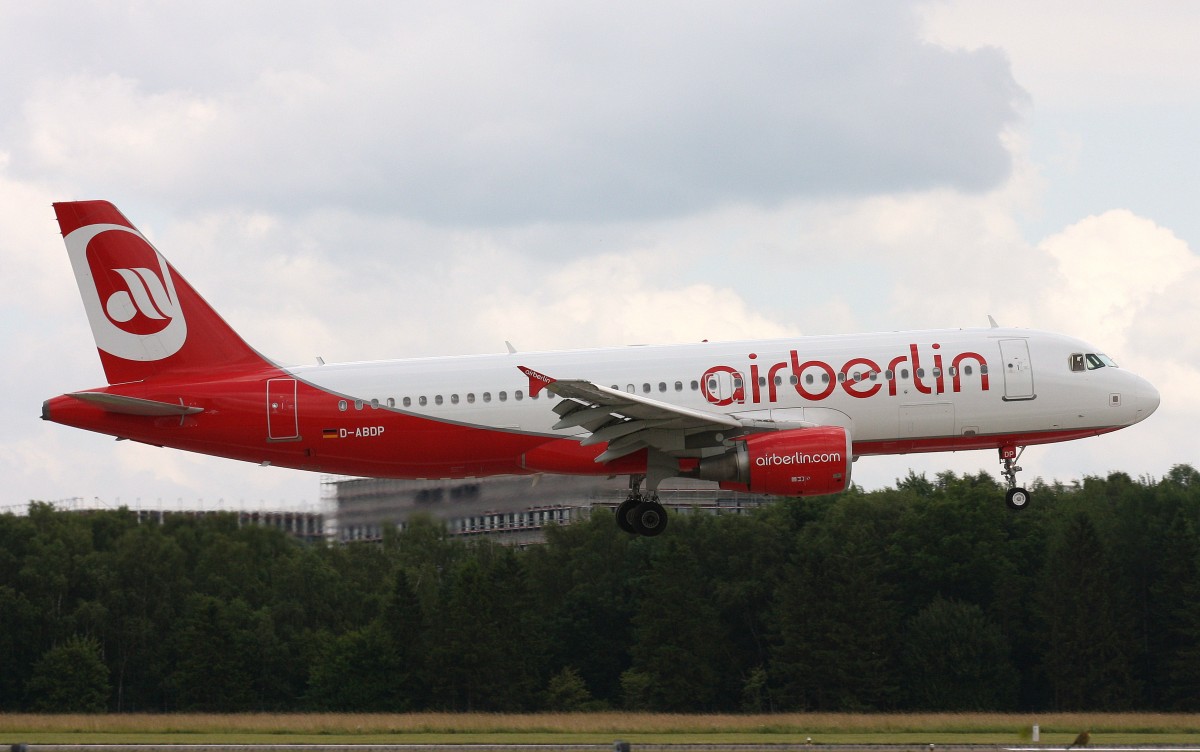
328 474 771 545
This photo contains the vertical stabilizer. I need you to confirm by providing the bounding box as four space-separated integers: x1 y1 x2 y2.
54 201 271 385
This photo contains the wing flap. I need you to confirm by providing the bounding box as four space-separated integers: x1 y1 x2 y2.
520 365 742 463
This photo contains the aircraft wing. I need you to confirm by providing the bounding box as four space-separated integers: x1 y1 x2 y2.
519 365 742 463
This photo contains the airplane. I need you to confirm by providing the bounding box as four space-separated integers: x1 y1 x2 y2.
41 200 1161 536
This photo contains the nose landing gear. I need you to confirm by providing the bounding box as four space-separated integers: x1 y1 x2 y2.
1000 445 1031 510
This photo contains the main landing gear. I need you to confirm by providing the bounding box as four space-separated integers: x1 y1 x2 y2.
616 475 668 537
1000 445 1031 510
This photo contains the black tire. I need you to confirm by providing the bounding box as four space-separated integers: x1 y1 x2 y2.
616 498 639 534
633 500 668 537
1005 486 1031 511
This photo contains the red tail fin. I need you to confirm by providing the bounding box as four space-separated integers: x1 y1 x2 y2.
54 201 271 385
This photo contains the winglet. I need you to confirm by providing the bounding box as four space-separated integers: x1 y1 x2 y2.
519 365 554 397
988 315 999 328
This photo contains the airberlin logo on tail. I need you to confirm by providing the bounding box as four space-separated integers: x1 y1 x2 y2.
104 267 177 331
64 224 187 362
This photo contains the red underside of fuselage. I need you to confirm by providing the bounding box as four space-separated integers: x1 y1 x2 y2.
43 371 1121 482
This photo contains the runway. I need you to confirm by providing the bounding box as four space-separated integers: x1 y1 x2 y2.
13 744 1200 752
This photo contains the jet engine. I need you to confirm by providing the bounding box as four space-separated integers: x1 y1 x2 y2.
686 426 852 496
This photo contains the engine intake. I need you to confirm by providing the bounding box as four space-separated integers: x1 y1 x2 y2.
687 426 852 496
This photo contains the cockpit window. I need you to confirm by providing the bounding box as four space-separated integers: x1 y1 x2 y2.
1086 353 1118 370
1069 353 1085 372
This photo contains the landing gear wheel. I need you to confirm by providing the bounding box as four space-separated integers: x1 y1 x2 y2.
616 498 639 534
1005 486 1031 511
632 500 668 537
999 445 1030 511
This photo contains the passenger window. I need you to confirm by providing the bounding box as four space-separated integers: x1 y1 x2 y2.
805 374 814 385
733 377 743 388
483 392 492 403
403 397 411 407
371 398 380 409
467 393 476 404
885 370 894 380
354 400 363 410
675 381 683 391
387 397 395 408
643 383 651 393
790 375 798 385
658 382 667 392
338 399 348 411
901 369 910 379
691 380 699 390
435 395 443 405
451 394 460 404
963 365 973 376
515 390 523 400
419 396 427 406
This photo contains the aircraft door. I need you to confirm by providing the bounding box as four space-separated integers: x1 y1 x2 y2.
999 338 1035 401
267 378 300 441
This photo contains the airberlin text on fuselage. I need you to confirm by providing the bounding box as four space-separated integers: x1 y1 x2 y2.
701 343 990 407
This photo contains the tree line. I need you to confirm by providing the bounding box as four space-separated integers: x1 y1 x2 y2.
3 464 1200 713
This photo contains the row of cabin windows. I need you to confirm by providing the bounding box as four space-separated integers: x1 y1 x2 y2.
336 364 987 411
728 364 985 389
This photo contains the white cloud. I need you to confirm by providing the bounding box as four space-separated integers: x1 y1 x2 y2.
919 0 1200 108
1035 210 1199 355
10 2 1023 224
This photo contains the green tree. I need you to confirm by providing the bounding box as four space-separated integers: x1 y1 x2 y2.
900 598 1018 709
770 495 902 710
1039 512 1139 709
100 522 188 710
424 545 542 710
306 621 404 710
25 635 110 712
543 666 595 710
168 594 288 710
625 532 725 711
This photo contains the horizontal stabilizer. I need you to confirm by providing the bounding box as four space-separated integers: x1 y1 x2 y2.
68 392 204 416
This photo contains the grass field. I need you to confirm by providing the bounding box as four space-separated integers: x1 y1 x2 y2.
4 713 1200 746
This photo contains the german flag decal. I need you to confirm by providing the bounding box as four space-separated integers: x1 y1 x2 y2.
322 428 339 439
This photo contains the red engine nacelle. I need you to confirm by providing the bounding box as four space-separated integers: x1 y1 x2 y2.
688 426 853 496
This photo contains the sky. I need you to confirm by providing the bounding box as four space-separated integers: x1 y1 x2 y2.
2 0 1197 513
